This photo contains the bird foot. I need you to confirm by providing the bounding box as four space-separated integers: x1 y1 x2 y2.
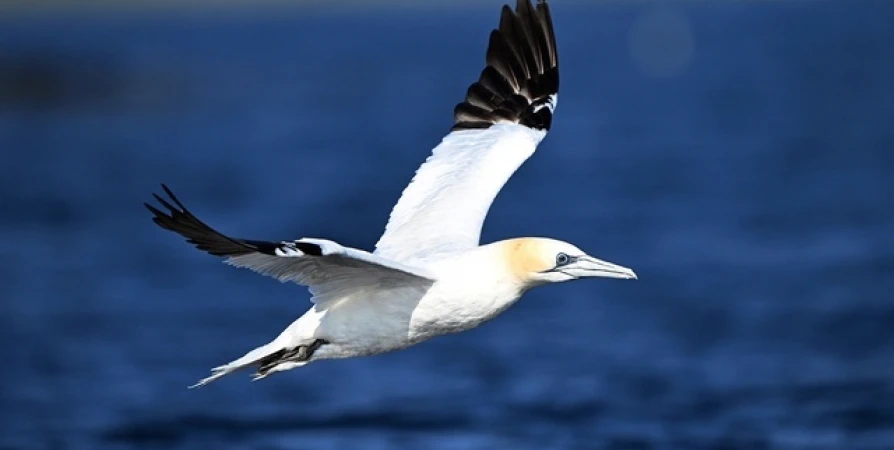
256 339 329 376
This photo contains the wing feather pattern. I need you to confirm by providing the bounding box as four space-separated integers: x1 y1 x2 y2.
146 186 435 306
453 0 558 131
375 0 559 262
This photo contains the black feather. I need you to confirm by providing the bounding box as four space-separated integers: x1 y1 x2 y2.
293 242 323 256
486 30 524 91
453 0 559 131
144 185 322 258
478 66 517 101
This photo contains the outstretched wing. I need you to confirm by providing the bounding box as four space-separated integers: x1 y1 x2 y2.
146 185 435 306
374 0 559 263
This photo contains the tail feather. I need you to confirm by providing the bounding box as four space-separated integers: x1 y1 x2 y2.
250 360 308 382
189 340 287 389
189 367 232 389
189 338 327 388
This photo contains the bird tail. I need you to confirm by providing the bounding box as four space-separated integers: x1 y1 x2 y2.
189 337 327 388
189 340 289 388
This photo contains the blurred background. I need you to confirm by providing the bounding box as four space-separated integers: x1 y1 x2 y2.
2 0 893 449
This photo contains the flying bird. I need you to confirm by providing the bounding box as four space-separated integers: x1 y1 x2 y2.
146 0 636 388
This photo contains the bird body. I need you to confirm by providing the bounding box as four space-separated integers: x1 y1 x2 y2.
306 242 527 356
146 0 637 388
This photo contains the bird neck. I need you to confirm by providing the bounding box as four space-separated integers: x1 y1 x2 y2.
425 239 545 299
484 237 553 289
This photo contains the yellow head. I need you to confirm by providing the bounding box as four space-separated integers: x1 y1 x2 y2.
496 237 637 287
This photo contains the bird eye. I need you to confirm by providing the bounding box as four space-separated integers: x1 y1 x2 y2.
556 252 570 266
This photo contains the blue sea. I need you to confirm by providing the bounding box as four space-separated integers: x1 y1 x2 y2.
2 1 893 449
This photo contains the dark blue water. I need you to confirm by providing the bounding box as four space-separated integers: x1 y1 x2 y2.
2 1 894 449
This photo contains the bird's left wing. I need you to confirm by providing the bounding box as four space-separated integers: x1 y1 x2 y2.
374 0 558 262
146 185 435 306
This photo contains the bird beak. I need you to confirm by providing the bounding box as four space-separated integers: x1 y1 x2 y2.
569 255 637 280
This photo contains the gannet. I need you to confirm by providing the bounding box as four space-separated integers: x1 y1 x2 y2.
146 0 636 388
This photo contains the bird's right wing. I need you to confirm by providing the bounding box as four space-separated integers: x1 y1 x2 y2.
374 0 558 263
146 185 435 306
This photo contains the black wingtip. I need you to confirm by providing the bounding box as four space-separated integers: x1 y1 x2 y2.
145 185 266 257
160 184 188 211
452 0 559 132
145 185 326 259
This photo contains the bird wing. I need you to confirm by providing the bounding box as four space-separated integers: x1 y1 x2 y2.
374 0 559 262
146 185 435 306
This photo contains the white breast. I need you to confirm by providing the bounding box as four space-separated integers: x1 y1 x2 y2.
405 251 525 341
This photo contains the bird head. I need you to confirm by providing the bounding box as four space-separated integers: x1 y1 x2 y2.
499 238 637 288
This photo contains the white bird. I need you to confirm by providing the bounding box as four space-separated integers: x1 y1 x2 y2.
146 0 636 388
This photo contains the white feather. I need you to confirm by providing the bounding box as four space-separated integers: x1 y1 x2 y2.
225 238 435 307
374 123 549 263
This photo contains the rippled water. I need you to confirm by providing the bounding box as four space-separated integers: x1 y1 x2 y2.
1 1 893 449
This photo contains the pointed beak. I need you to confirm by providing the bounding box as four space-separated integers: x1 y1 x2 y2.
569 255 638 280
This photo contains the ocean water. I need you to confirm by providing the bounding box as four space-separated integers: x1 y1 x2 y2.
1 1 893 449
